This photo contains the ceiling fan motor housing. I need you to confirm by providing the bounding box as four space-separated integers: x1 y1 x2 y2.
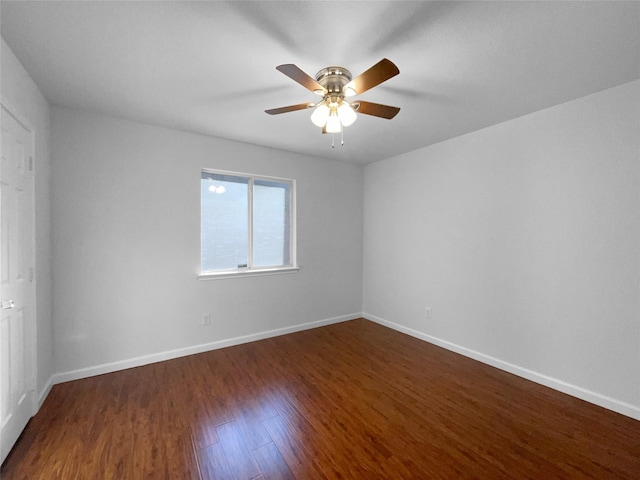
315 67 352 97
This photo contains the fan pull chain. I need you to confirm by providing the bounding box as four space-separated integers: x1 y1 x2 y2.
330 128 345 148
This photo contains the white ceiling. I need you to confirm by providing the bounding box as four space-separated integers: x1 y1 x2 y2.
2 1 639 164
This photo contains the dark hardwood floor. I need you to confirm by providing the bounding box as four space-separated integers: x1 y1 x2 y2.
2 319 639 479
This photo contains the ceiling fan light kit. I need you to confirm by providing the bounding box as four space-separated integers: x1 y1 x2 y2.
266 59 401 146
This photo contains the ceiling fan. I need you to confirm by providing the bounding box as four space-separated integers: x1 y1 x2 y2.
265 58 400 143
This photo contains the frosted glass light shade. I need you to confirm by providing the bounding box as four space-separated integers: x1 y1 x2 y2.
344 86 357 97
325 114 342 133
311 104 330 127
338 102 357 126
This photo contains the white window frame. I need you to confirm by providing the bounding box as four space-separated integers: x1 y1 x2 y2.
198 168 298 280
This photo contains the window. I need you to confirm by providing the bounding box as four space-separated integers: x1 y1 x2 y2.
199 169 297 278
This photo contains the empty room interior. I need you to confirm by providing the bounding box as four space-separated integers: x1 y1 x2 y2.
1 1 639 479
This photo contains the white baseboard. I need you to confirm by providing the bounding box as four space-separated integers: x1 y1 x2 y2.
364 313 640 421
51 313 361 386
35 375 54 412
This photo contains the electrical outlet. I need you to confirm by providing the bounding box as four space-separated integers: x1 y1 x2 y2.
424 307 432 319
202 313 212 326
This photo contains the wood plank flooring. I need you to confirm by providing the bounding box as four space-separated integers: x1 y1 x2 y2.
2 319 639 479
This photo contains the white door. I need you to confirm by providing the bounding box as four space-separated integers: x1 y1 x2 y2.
0 105 35 463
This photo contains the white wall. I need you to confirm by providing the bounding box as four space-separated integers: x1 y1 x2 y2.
51 107 363 376
363 80 640 418
1 38 54 404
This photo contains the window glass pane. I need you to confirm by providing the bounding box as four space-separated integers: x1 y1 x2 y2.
253 180 290 267
201 173 248 271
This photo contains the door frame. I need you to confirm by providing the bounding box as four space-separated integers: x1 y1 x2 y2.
1 97 38 420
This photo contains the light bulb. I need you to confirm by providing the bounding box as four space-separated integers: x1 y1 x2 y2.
337 102 357 127
311 104 330 127
326 113 342 133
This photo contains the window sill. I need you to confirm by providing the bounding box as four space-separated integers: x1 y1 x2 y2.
198 266 300 280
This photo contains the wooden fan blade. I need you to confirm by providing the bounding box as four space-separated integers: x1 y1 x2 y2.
276 64 327 94
265 103 314 115
344 58 399 96
354 101 400 119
